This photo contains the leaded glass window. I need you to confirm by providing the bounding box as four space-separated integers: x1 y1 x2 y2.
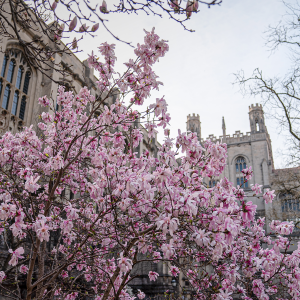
6 60 15 83
1 55 8 77
16 67 23 89
11 91 19 115
236 157 246 172
2 85 10 109
23 71 30 94
19 96 26 120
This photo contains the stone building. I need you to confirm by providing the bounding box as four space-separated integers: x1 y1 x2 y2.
187 104 300 240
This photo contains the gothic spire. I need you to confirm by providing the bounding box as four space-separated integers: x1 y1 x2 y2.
222 116 226 137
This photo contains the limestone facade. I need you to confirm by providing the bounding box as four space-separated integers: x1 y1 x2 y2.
187 104 300 239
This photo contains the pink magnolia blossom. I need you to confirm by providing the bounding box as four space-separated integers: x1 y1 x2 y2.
251 183 262 194
156 214 179 236
193 229 211 247
8 247 24 266
161 240 175 259
20 265 28 274
263 189 275 204
61 270 68 278
0 271 5 283
137 290 145 299
36 220 50 242
118 253 133 273
25 176 40 193
169 265 180 277
148 271 159 281
241 166 253 181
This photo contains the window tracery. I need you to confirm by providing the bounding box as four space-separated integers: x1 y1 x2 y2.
0 50 31 123
235 156 248 188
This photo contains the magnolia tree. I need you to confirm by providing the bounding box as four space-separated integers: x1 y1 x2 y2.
0 29 299 300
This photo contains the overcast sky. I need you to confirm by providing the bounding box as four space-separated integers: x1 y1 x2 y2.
75 0 295 168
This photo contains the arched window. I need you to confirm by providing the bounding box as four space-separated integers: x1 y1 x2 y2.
1 55 8 77
19 96 26 120
23 71 31 94
15 67 23 90
236 156 246 172
235 156 248 188
0 51 31 125
2 85 11 110
11 91 19 115
6 60 15 83
255 119 259 132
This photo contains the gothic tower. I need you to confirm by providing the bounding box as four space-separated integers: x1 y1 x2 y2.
187 113 201 140
249 103 266 133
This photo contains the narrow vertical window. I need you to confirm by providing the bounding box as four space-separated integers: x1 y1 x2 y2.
23 71 31 94
239 163 243 172
245 180 248 188
237 178 240 186
236 163 239 172
0 79 2 97
1 55 8 77
16 67 23 89
19 96 26 120
2 85 11 109
11 91 19 115
6 60 15 83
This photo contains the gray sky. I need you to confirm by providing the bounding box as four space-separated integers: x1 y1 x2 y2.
76 0 294 168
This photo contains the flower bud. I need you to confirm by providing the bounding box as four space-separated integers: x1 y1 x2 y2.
100 0 108 13
69 16 77 32
91 23 99 32
79 24 89 32
72 37 77 49
57 23 65 35
51 1 57 10
193 0 198 12
186 1 193 18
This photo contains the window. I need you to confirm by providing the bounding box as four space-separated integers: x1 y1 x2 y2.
16 67 23 89
236 157 246 172
19 96 26 120
209 180 216 187
0 51 30 123
2 85 10 109
1 55 8 77
23 71 31 94
6 60 15 83
255 119 259 132
11 91 19 115
235 156 248 188
281 195 300 213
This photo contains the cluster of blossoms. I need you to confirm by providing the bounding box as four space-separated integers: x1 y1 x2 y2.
0 29 298 300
